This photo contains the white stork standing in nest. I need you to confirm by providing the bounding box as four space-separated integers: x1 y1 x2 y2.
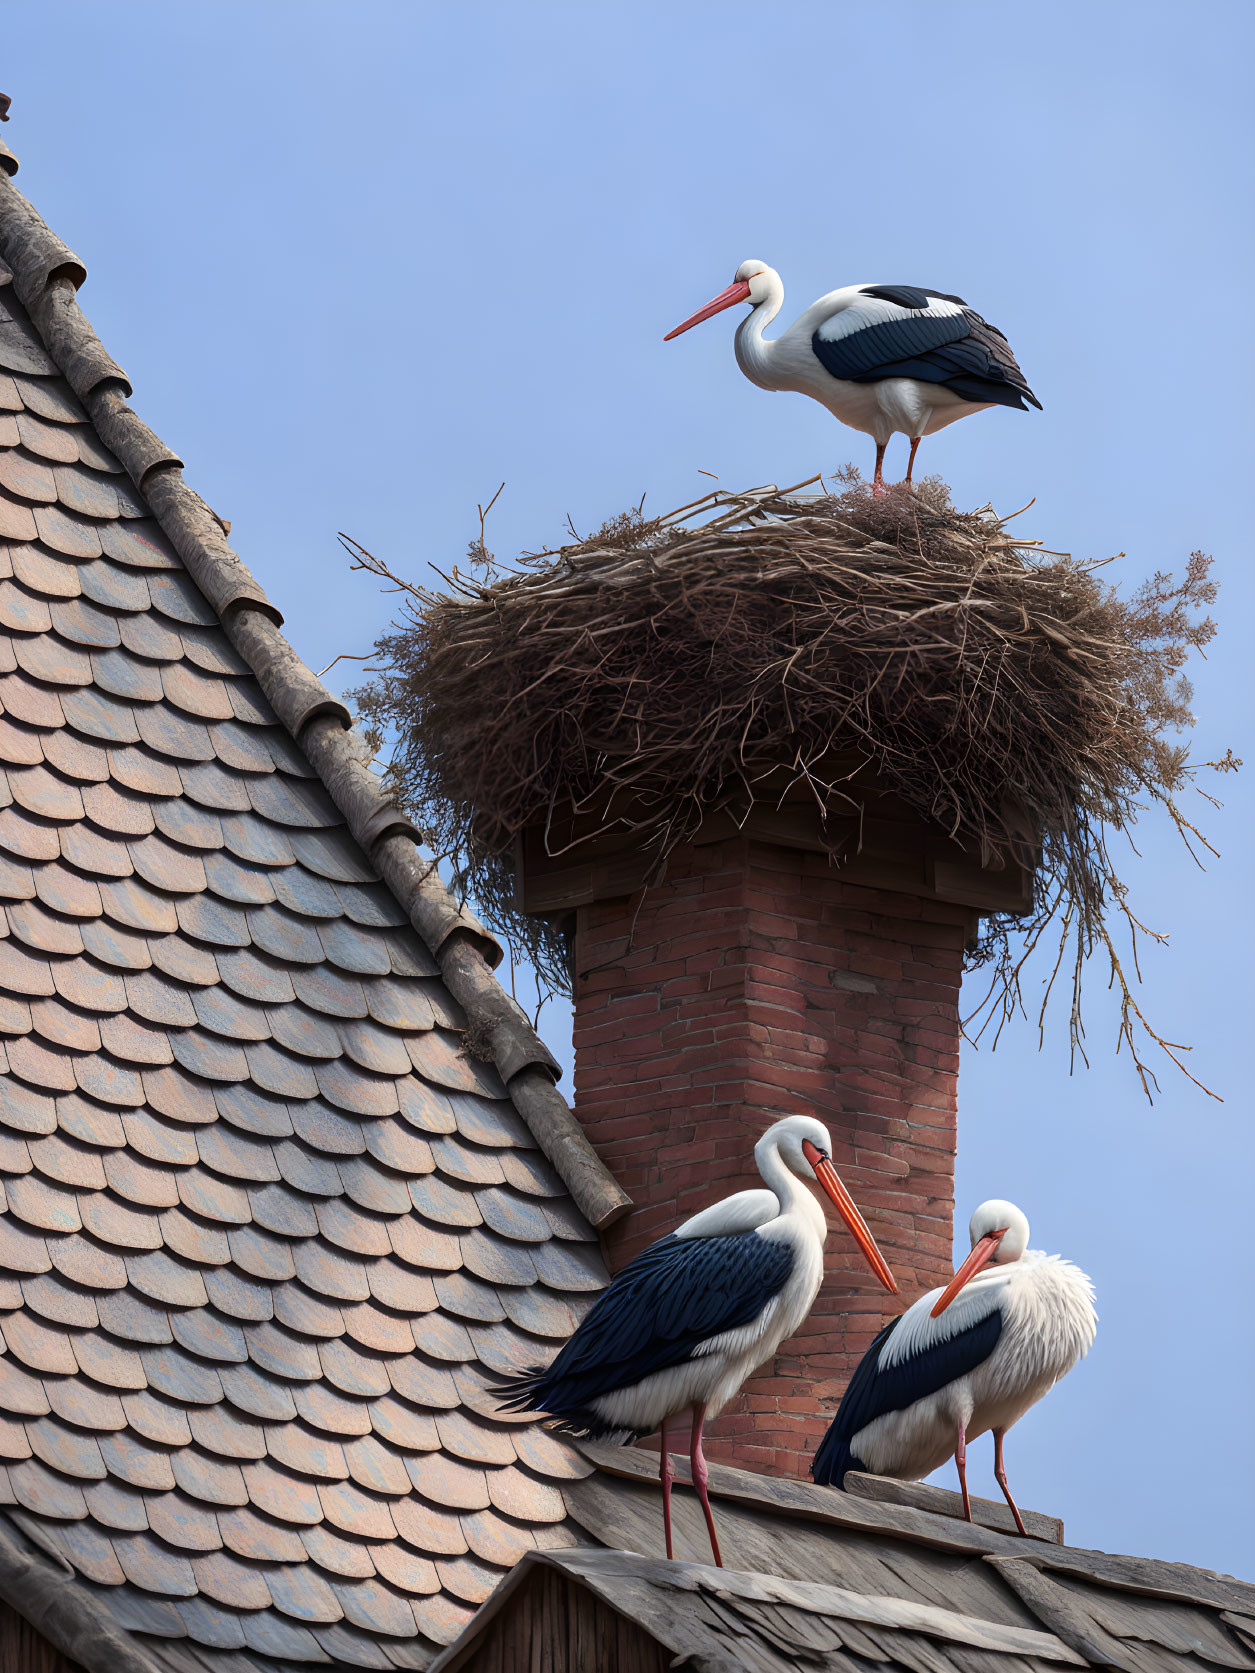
499 1115 898 1565
665 263 1040 491
812 1199 1097 1535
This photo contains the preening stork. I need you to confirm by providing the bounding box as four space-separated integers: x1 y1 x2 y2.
499 1115 898 1565
665 263 1040 491
812 1199 1096 1536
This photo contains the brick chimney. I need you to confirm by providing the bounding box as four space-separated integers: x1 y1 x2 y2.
517 780 1031 1478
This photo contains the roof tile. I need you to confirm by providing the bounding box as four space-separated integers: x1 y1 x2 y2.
4 1170 81 1231
203 1263 273 1322
294 1380 375 1439
21 1269 99 1328
302 1521 378 1579
317 1337 393 1398
122 1389 193 1447
82 1476 149 1530
40 1518 126 1585
114 1531 197 1596
169 1449 249 1509
334 1575 418 1639
191 1547 274 1610
226 1221 297 1281
34 504 103 559
9 1456 89 1518
47 1231 124 1288
266 1560 345 1624
217 1360 297 1422
0 1353 50 1413
146 1490 223 1552
218 1502 306 1562
73 1331 150 1389
272 1281 344 1340
318 1476 399 1540
96 1289 173 1344
140 1343 224 1405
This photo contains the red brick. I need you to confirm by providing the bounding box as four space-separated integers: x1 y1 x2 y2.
571 834 966 1475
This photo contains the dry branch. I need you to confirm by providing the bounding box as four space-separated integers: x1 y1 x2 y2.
348 473 1234 1098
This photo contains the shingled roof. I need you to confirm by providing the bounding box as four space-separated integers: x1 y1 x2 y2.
0 122 631 1671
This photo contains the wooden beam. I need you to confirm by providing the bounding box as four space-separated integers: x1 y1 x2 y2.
985 1557 1132 1668
843 1470 1063 1544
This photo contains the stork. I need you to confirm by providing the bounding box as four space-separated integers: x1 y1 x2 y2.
812 1199 1096 1536
499 1115 898 1565
665 262 1040 491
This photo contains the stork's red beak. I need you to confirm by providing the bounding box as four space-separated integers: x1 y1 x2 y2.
801 1139 898 1293
930 1229 1008 1317
663 279 752 341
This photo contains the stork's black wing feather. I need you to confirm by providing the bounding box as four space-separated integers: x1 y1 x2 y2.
497 1231 793 1434
811 304 1041 410
811 1308 1004 1488
861 284 968 311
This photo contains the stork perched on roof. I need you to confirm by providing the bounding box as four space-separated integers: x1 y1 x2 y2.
812 1199 1096 1535
665 263 1040 491
499 1115 898 1565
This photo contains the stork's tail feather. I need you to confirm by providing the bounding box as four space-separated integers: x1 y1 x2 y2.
811 1426 856 1489
493 1366 549 1414
490 1368 634 1440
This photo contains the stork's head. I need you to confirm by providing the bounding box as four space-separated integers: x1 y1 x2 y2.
931 1199 1031 1317
756 1115 898 1293
664 260 780 340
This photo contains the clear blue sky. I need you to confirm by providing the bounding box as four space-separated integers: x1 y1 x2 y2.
7 0 1252 1577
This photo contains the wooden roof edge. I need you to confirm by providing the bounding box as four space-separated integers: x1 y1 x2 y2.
844 1467 1063 1544
0 164 631 1235
576 1439 1030 1558
428 1546 1088 1670
426 1548 544 1673
0 1512 163 1673
577 1443 1255 1614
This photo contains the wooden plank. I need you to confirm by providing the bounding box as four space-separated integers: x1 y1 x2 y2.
574 1442 1031 1560
844 1470 1063 1544
930 857 1033 913
516 774 1036 918
985 1557 1132 1668
1222 1614 1255 1655
1030 1547 1255 1619
876 1549 1044 1632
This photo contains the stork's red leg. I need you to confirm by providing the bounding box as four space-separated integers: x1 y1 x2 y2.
993 1428 1029 1538
873 443 888 494
905 436 922 482
954 1419 972 1522
689 1403 723 1568
659 1413 675 1560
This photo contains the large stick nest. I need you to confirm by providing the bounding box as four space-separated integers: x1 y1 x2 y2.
348 473 1232 1096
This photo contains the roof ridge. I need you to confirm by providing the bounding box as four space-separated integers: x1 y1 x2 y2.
0 164 629 1231
573 1441 1255 1610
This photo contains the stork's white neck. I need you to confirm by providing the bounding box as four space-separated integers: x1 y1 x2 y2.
734 271 786 390
756 1136 828 1247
